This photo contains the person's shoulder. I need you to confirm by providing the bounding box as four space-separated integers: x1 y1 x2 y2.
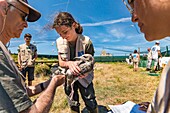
79 34 90 39
56 37 67 42
20 43 25 46
79 34 91 43
56 37 68 46
30 43 36 47
152 45 156 48
19 43 26 48
56 37 62 41
84 35 90 39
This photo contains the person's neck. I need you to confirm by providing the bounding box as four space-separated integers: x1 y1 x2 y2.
69 41 76 46
26 42 30 46
0 31 11 45
69 34 78 45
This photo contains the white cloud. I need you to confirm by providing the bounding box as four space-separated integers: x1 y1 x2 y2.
52 2 68 7
102 39 120 43
109 29 125 38
89 32 121 43
82 17 131 27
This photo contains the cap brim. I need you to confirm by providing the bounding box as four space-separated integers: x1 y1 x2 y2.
18 0 41 22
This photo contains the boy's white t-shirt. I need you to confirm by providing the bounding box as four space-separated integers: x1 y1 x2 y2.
151 45 160 59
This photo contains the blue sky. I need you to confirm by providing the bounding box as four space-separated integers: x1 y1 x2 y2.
9 0 170 56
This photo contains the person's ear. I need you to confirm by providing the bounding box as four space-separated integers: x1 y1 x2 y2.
4 5 10 15
72 22 77 28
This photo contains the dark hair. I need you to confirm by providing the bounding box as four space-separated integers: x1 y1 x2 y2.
24 33 32 38
52 12 83 34
128 0 134 4
134 49 138 53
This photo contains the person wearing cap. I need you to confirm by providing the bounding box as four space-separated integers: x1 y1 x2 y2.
123 0 170 112
150 41 162 72
18 33 37 86
0 0 65 113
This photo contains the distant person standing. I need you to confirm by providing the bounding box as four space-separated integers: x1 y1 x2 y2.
151 41 162 72
146 48 152 71
18 33 37 86
129 53 133 65
132 49 140 71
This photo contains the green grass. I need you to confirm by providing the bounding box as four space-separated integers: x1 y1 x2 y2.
31 62 160 113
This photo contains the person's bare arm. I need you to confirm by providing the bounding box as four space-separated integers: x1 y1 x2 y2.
58 54 69 68
158 50 162 57
31 50 38 63
33 51 38 60
26 78 51 97
21 75 65 113
138 53 140 61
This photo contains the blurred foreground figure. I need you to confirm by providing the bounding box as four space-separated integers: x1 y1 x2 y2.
0 0 65 112
124 0 170 112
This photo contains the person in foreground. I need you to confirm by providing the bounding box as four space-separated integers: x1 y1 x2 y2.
0 0 65 113
124 0 170 113
52 12 98 113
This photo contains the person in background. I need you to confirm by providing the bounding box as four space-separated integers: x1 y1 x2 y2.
124 0 170 112
146 48 152 71
0 0 65 112
129 53 133 65
150 41 162 72
132 49 140 71
18 33 37 86
53 12 98 113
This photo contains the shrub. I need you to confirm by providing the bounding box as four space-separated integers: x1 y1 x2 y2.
35 63 51 77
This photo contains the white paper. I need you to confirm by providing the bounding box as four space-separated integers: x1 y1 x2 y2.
108 101 136 113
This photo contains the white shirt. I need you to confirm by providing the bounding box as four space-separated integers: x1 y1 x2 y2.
151 45 160 59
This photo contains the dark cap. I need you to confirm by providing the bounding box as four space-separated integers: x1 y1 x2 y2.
8 0 41 22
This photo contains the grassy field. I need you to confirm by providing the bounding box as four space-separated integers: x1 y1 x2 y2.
31 62 160 113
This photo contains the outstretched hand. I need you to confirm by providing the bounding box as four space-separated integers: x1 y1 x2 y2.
53 75 65 87
138 102 150 112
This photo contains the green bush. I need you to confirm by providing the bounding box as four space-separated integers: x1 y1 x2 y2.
35 63 51 77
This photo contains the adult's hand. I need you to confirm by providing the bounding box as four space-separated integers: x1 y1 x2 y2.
138 102 150 112
53 74 65 87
